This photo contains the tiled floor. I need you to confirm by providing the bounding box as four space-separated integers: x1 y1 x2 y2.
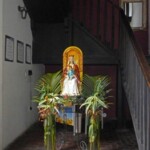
5 122 138 150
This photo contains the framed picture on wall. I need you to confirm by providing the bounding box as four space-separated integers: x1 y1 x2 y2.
25 44 32 64
5 35 14 62
17 40 24 63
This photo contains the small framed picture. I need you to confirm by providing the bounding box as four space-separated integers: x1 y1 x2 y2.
5 35 14 62
17 40 24 63
25 44 32 64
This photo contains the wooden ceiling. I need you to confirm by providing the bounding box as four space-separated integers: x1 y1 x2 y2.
23 0 71 23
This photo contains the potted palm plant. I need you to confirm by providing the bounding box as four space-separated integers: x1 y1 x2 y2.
81 74 111 150
33 71 62 150
33 70 111 150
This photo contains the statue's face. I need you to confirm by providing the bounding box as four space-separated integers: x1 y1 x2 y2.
68 56 74 62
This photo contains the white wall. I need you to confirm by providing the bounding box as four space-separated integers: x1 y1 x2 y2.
0 0 3 149
2 0 45 149
130 3 143 28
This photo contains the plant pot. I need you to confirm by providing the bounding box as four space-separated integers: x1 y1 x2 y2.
88 115 101 150
44 114 56 150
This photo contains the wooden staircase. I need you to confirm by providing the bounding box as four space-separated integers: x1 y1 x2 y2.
71 0 150 150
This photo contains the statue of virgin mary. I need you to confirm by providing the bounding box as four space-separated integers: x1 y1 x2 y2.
61 55 81 96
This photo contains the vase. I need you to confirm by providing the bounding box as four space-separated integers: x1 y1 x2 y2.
44 114 56 150
88 115 101 150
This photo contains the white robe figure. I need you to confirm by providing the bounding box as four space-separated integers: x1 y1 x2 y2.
61 56 80 96
61 75 80 96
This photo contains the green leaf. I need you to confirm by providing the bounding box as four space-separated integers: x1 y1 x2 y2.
39 99 47 105
40 93 46 100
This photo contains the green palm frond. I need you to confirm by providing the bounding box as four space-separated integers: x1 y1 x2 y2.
82 74 101 97
82 74 93 97
37 70 62 94
81 74 111 115
33 70 62 113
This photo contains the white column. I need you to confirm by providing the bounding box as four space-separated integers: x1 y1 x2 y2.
0 0 3 149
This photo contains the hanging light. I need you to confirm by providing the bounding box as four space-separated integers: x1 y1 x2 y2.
18 6 28 19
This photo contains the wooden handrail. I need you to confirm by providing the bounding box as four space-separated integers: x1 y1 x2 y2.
106 0 150 86
71 0 150 87
71 1 150 149
120 10 150 87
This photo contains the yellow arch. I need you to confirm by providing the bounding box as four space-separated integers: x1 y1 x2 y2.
63 46 83 81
